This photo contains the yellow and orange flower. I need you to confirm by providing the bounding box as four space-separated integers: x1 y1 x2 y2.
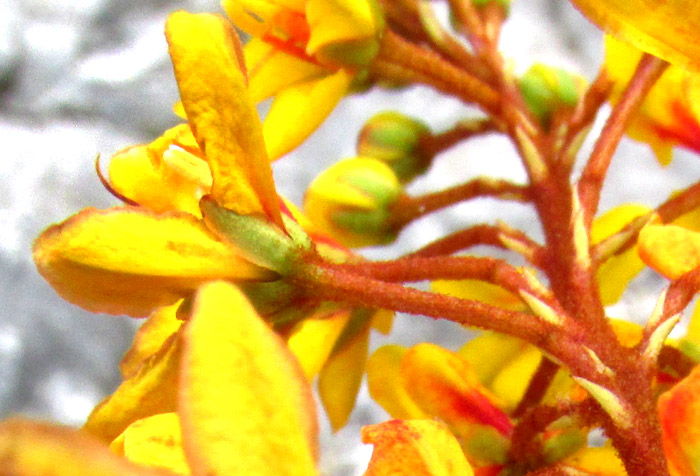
222 0 384 159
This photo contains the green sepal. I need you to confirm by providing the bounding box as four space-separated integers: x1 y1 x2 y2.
200 195 300 275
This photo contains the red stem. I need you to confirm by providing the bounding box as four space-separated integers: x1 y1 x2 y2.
577 54 668 228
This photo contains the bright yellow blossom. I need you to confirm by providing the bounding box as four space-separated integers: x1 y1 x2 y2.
33 12 288 317
222 0 384 158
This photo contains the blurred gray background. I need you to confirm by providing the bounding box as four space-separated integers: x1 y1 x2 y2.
1 0 699 474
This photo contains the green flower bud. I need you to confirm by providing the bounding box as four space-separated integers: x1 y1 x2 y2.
357 112 431 183
518 64 587 127
304 157 402 248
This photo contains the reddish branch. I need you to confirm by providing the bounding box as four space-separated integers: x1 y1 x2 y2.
391 178 532 228
577 54 668 228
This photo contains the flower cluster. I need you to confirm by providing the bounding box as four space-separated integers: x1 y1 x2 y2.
8 1 700 476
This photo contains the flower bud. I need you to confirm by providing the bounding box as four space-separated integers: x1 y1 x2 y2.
357 112 430 183
305 0 385 68
518 64 586 127
304 157 402 248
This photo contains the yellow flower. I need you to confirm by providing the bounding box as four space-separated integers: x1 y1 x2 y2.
568 0 700 69
222 0 384 159
0 282 320 476
33 12 294 317
604 36 700 165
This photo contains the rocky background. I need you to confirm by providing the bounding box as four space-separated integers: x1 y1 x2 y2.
1 0 698 474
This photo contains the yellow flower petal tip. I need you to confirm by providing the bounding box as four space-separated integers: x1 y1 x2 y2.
112 413 189 476
638 224 700 279
570 0 700 69
32 207 273 317
304 156 402 248
361 419 474 476
166 11 283 227
0 419 171 476
84 332 181 442
179 281 318 476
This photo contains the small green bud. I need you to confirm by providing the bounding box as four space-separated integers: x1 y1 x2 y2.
304 157 403 248
200 196 302 275
357 112 431 183
518 64 586 127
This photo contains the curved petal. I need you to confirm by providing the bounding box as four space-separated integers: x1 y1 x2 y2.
560 446 626 475
166 12 283 226
179 281 318 476
111 413 189 476
638 224 700 279
120 302 184 379
263 70 352 160
287 308 350 380
33 207 273 317
361 419 474 476
367 345 430 420
659 366 700 476
108 143 206 217
84 332 181 442
401 344 513 441
245 38 327 103
592 204 650 305
569 0 700 69
432 280 527 312
0 419 174 476
318 324 369 430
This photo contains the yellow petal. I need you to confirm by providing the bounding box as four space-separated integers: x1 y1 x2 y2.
306 0 379 48
287 308 351 380
319 325 369 430
604 36 700 164
179 281 318 476
489 345 542 412
245 38 327 103
0 419 174 476
659 366 700 476
108 142 205 217
680 299 700 361
84 332 181 442
561 446 627 475
111 413 190 476
638 224 700 279
570 0 700 69
166 12 283 226
120 302 184 379
367 345 430 420
458 332 531 386
401 344 513 439
433 280 527 312
592 204 650 305
263 70 352 160
33 207 273 317
361 419 474 476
